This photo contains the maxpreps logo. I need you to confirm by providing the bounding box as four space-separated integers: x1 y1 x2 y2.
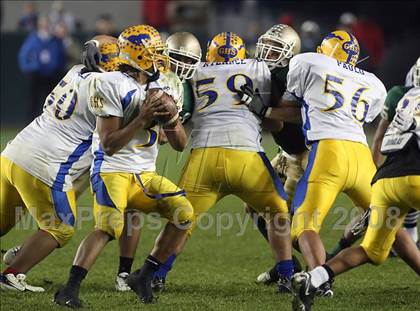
218 45 238 59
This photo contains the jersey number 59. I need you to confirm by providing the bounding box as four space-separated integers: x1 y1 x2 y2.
195 74 253 111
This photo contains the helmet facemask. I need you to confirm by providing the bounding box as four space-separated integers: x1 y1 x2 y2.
139 40 170 76
168 49 201 80
255 36 296 70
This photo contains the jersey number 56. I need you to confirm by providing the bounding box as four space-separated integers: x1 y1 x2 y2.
323 74 369 122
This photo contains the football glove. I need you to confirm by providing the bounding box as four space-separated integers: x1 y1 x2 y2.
393 108 416 133
82 40 101 72
237 84 271 118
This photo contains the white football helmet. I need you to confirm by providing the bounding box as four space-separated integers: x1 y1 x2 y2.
255 24 301 70
166 32 202 80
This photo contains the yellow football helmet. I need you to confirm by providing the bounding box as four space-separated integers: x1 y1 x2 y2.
317 30 359 66
117 24 169 75
98 42 120 72
206 32 246 62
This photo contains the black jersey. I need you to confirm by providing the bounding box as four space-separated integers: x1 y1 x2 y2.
372 136 420 184
270 66 307 155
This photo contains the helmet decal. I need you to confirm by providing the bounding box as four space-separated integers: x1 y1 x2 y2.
318 30 360 66
126 33 151 45
206 32 246 62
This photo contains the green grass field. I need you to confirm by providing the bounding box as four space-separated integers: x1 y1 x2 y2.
0 128 419 311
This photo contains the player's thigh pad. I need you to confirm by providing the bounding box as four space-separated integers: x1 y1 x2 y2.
134 172 193 228
178 149 229 235
343 142 377 211
2 158 76 246
179 148 224 215
0 156 25 235
361 176 419 265
291 141 345 241
227 150 289 221
284 151 308 205
92 173 131 239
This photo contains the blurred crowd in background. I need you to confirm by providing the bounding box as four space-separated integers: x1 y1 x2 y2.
1 1 419 124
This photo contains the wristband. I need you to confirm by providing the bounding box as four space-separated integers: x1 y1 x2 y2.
265 107 272 118
162 112 179 127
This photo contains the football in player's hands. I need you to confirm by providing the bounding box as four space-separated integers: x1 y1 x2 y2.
145 89 179 127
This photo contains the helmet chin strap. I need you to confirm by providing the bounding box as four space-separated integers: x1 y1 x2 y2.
145 62 160 82
147 70 160 82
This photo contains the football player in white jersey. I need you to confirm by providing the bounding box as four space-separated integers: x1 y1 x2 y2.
292 86 420 311
70 30 203 293
245 24 307 286
327 58 420 261
54 25 194 307
243 30 387 278
0 39 120 292
154 32 296 292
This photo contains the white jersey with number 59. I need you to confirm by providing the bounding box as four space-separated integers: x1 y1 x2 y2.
2 65 95 191
191 59 271 151
287 53 387 145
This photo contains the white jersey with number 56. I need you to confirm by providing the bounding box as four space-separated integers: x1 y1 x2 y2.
2 65 95 191
191 59 271 151
287 53 387 145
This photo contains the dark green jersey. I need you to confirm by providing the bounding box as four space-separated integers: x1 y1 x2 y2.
373 86 420 183
270 67 289 106
270 66 307 155
180 80 195 122
381 85 413 121
372 136 420 184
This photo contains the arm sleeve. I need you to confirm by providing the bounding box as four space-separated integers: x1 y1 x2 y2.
181 80 195 115
286 56 308 99
88 75 123 117
174 78 184 112
380 86 404 121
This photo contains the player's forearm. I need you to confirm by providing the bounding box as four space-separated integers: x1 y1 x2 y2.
163 120 187 151
371 136 385 167
261 118 284 132
371 119 390 167
267 106 302 124
158 128 168 145
100 117 148 156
